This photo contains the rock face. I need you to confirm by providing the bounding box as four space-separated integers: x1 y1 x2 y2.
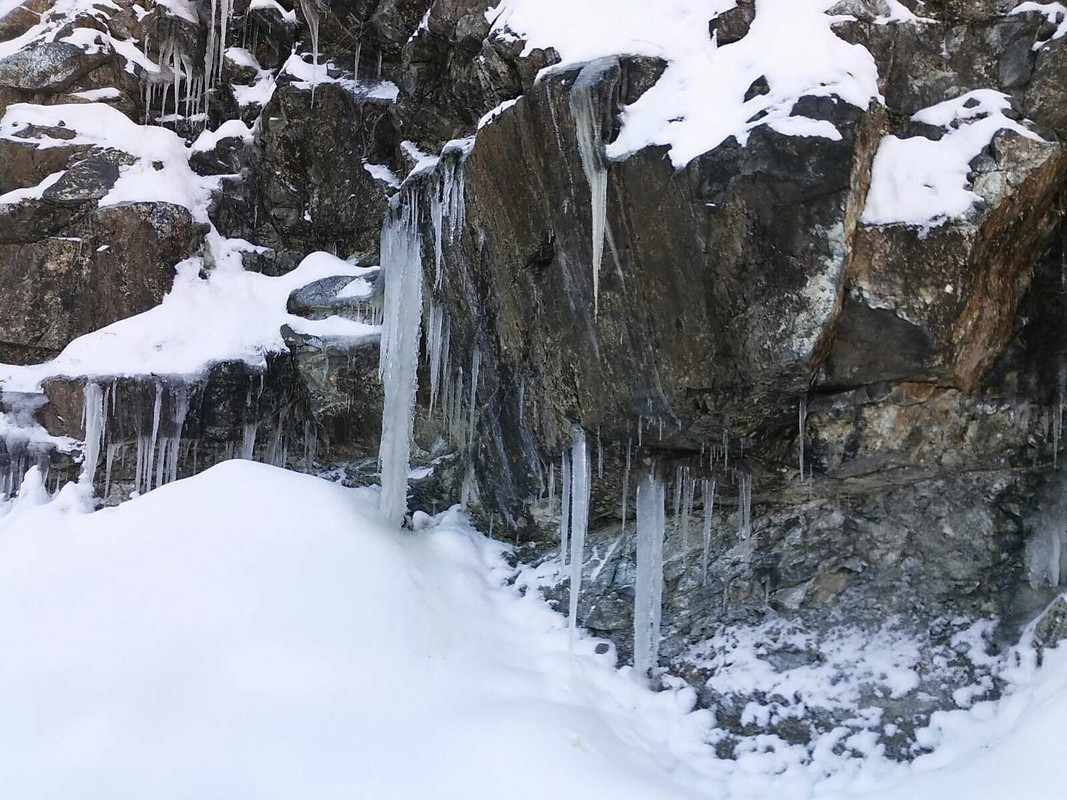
0 201 204 363
2 0 1067 762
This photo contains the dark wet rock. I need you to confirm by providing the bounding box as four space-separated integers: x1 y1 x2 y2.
1025 39 1067 139
711 0 755 46
256 81 395 259
41 148 136 204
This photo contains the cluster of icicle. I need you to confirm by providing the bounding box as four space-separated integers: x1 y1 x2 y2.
143 31 204 125
78 378 305 501
377 144 471 524
0 397 57 497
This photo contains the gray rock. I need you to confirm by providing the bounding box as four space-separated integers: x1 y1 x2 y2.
0 41 108 93
42 149 136 205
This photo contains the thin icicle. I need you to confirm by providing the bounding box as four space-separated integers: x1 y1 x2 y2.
633 466 665 678
620 438 631 534
560 450 571 565
568 426 590 643
299 0 321 106
701 479 715 585
681 470 695 553
144 381 163 493
737 472 752 540
798 396 808 480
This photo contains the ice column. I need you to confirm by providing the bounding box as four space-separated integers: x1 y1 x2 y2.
568 426 590 640
377 194 425 526
633 467 666 678
79 381 107 486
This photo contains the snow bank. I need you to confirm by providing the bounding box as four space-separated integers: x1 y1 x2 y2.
0 250 379 391
1 460 1067 797
0 461 714 799
488 0 881 167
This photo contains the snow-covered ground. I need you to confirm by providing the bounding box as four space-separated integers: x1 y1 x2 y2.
0 461 1065 799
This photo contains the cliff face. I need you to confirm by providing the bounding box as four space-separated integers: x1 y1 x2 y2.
1 0 1066 758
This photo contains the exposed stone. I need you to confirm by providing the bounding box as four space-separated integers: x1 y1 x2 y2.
0 41 109 93
0 202 205 361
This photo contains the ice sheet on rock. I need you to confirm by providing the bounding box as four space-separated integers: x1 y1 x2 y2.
862 90 1043 229
191 118 254 152
0 249 376 392
249 0 297 23
71 87 122 101
281 54 400 102
363 161 401 188
488 0 881 168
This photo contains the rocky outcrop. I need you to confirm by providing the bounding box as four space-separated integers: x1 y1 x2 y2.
2 0 1067 763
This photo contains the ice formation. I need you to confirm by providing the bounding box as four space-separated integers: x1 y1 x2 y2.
298 0 321 105
377 195 425 526
560 449 571 564
737 472 752 541
569 60 611 316
701 478 715 585
568 425 589 638
79 382 107 485
633 467 666 678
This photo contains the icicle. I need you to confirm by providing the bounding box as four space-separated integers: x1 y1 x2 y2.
569 61 609 316
426 302 445 415
240 421 258 461
702 479 715 585
377 194 425 526
299 0 321 106
798 396 808 480
518 378 525 425
681 470 695 553
548 461 556 505
673 467 683 527
104 442 118 499
596 427 603 478
560 450 571 565
143 382 163 492
568 426 591 643
620 438 631 534
737 472 752 540
633 466 665 678
79 382 107 486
